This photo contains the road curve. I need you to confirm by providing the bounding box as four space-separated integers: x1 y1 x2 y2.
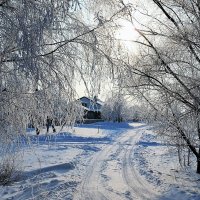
74 123 159 200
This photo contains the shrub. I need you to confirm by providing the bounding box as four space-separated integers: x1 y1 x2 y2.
0 155 22 185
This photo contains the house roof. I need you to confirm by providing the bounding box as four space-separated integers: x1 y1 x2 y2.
78 96 103 106
78 96 103 112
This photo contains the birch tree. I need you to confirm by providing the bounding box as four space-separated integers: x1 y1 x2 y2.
112 0 200 173
0 0 130 183
0 0 127 134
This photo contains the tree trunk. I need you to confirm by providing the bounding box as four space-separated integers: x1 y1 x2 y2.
197 158 200 174
187 148 190 166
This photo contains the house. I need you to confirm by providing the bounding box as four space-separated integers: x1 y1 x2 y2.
78 96 103 119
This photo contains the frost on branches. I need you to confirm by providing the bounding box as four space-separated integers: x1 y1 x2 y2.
0 0 130 183
101 92 130 122
114 0 200 173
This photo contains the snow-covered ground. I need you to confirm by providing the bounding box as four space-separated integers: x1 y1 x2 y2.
0 122 200 200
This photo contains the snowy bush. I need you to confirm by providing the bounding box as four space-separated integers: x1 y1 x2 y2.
0 141 23 186
0 156 22 185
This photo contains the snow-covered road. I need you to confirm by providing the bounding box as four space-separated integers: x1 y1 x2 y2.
1 122 200 200
74 124 159 200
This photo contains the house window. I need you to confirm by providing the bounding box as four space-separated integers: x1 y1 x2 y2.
82 103 87 107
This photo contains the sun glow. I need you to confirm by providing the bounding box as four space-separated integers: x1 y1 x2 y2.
116 20 139 52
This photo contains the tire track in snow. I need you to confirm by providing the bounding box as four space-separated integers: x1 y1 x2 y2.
74 124 159 200
75 144 111 200
122 130 159 200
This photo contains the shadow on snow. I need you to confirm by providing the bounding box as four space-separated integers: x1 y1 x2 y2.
21 133 112 146
136 141 168 147
21 162 75 181
75 121 134 130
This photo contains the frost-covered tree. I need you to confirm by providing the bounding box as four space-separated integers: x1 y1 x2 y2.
111 0 200 173
0 0 131 183
0 0 129 134
102 91 129 122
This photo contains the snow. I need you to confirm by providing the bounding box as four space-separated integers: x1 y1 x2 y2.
0 122 200 200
